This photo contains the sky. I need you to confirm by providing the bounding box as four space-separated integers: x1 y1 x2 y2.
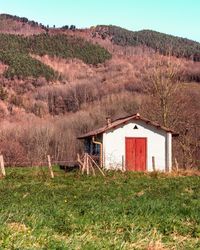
0 0 199 42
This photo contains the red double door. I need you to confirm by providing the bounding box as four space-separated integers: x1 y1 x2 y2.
125 137 147 171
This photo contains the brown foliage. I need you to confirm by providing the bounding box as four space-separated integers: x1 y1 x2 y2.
140 61 200 169
0 140 27 166
0 36 199 168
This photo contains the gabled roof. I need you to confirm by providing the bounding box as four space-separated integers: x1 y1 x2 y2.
77 113 178 139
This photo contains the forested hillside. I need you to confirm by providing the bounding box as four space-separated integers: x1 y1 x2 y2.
0 34 111 79
0 14 199 169
94 25 200 61
0 14 46 34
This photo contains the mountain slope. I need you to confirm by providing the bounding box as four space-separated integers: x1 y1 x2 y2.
0 14 199 168
1 14 199 61
0 33 111 80
0 14 46 35
93 25 200 61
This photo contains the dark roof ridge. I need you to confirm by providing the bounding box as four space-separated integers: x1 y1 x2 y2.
112 113 139 122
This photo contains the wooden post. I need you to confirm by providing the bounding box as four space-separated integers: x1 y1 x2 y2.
88 154 105 176
90 161 96 176
82 154 86 174
175 158 179 171
77 154 82 171
122 155 125 172
86 153 89 175
47 155 54 178
0 155 5 177
152 156 156 171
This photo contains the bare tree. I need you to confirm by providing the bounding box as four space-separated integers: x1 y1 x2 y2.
142 58 181 127
140 57 200 169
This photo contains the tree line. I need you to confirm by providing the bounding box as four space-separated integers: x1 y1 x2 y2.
94 25 200 61
0 13 47 30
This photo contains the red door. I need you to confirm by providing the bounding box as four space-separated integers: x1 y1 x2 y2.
125 138 147 171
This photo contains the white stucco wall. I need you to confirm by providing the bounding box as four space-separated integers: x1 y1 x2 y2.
103 120 172 172
166 132 172 172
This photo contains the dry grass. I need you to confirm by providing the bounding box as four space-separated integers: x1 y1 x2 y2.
170 169 200 177
32 54 94 83
7 222 28 232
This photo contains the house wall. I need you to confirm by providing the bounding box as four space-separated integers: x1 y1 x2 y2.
166 132 172 172
103 120 171 172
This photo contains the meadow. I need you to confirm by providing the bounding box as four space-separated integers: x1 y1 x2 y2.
0 167 199 249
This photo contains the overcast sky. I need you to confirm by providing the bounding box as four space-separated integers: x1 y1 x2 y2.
0 0 199 42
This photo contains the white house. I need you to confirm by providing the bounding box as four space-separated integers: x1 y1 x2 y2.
78 113 178 172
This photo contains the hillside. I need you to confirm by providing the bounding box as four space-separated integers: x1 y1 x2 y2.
0 33 111 80
93 25 200 61
0 14 199 169
1 14 200 62
0 14 46 35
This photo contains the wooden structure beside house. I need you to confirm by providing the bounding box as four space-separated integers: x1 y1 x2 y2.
78 113 178 172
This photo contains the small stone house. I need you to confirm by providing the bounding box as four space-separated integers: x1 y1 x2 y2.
78 113 178 172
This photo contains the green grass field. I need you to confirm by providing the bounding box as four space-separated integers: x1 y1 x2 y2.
0 168 200 249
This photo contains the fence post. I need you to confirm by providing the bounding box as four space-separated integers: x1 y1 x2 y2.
0 155 6 177
175 158 179 171
152 156 156 171
47 155 54 178
86 153 89 175
122 155 125 172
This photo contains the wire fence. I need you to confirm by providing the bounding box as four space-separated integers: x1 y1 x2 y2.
0 154 103 178
0 154 79 178
3 160 77 167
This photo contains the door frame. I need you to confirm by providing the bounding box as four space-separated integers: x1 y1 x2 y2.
125 137 147 171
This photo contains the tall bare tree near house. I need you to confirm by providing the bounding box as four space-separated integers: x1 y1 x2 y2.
173 90 200 168
141 57 200 169
142 57 181 127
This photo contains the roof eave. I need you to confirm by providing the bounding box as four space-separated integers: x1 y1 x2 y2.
77 115 178 139
77 135 95 139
